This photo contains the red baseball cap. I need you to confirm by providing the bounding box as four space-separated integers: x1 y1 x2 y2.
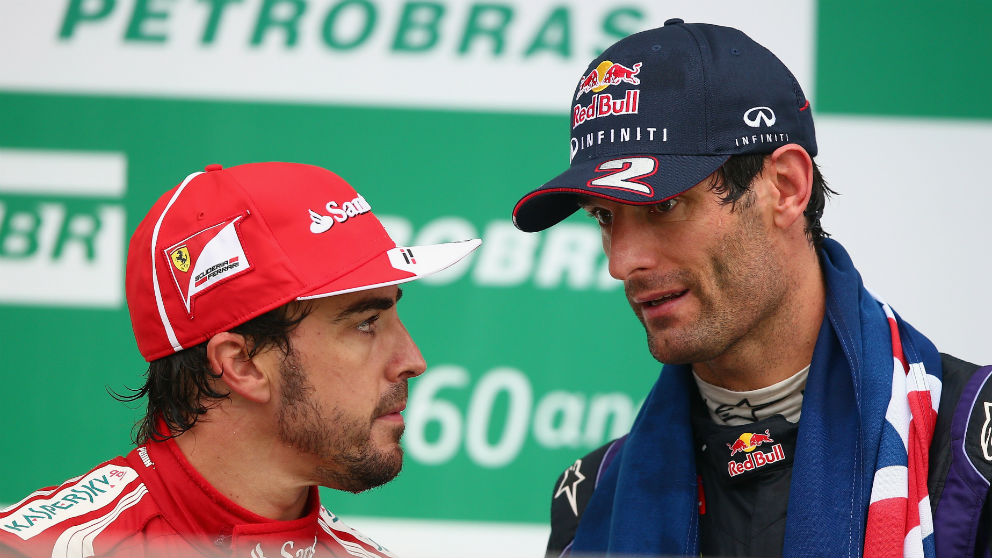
126 162 481 361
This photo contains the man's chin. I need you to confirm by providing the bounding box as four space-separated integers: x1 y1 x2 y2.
321 448 403 494
645 331 708 365
352 454 403 493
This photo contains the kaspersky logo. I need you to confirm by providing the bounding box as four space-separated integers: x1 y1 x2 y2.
575 60 642 100
726 429 785 478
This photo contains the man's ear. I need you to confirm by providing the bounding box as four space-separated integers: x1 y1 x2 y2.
767 143 814 231
205 332 273 404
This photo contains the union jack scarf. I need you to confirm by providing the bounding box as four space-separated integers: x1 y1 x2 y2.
570 239 944 557
863 296 941 557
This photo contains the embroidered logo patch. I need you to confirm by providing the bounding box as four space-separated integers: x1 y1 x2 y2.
726 430 785 478
572 90 640 129
715 397 779 423
964 371 992 483
137 447 154 468
981 402 992 461
554 459 586 516
726 429 774 456
169 246 190 272
575 60 642 100
0 465 139 540
164 214 251 314
743 106 776 128
387 247 419 273
249 537 317 558
308 194 372 234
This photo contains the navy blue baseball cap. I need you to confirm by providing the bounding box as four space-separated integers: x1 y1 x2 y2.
512 18 817 232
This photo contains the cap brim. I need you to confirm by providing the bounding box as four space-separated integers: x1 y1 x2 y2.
512 154 730 232
297 238 481 299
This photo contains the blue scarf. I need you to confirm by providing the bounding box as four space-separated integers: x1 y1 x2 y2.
571 239 943 557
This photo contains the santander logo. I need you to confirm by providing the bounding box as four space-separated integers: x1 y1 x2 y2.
308 194 372 234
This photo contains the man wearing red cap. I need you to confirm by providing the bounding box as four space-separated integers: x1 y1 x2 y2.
0 162 480 557
513 19 990 558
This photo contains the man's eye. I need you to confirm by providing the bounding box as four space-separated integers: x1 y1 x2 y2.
649 198 679 214
357 314 380 334
585 207 613 226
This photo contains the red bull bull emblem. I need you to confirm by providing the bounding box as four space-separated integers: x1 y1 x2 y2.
725 429 785 478
572 60 643 128
575 60 643 100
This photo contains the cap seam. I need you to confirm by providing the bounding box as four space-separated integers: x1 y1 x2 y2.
226 172 308 289
234 177 395 295
677 23 712 153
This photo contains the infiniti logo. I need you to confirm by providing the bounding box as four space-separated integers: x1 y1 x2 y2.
743 106 776 128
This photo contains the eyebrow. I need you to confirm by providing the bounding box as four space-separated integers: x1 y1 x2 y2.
577 195 599 208
334 287 403 322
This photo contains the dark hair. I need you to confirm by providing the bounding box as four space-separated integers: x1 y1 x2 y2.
113 302 311 444
709 153 836 246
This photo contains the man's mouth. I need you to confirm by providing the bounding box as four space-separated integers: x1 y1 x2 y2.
376 403 406 423
634 289 689 307
374 384 409 421
379 404 405 415
643 290 688 306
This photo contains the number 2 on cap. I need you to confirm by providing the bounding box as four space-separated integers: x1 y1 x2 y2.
587 156 657 196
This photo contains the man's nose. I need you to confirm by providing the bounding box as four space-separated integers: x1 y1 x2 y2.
606 212 659 281
391 320 427 381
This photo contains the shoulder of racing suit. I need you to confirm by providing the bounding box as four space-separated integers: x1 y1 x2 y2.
0 455 164 557
931 353 992 556
546 353 992 557
546 434 628 557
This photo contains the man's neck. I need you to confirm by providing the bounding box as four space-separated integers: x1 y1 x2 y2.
692 245 825 391
173 411 313 521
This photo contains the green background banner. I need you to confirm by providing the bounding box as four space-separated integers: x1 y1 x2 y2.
0 93 659 523
817 1 992 119
2 1 991 555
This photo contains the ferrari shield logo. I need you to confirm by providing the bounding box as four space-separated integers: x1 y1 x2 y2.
162 214 252 314
170 246 191 273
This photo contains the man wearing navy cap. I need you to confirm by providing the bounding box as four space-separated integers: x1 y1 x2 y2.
513 19 991 557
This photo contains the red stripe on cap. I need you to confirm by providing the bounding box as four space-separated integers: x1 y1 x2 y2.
513 186 681 218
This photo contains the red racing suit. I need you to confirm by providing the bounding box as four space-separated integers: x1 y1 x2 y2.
0 435 395 557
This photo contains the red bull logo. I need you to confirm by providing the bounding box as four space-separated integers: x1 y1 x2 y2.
725 429 774 456
727 443 785 477
725 430 784 478
572 90 639 129
575 60 643 100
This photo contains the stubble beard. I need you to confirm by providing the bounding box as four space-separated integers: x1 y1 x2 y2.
632 207 786 365
276 350 407 493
